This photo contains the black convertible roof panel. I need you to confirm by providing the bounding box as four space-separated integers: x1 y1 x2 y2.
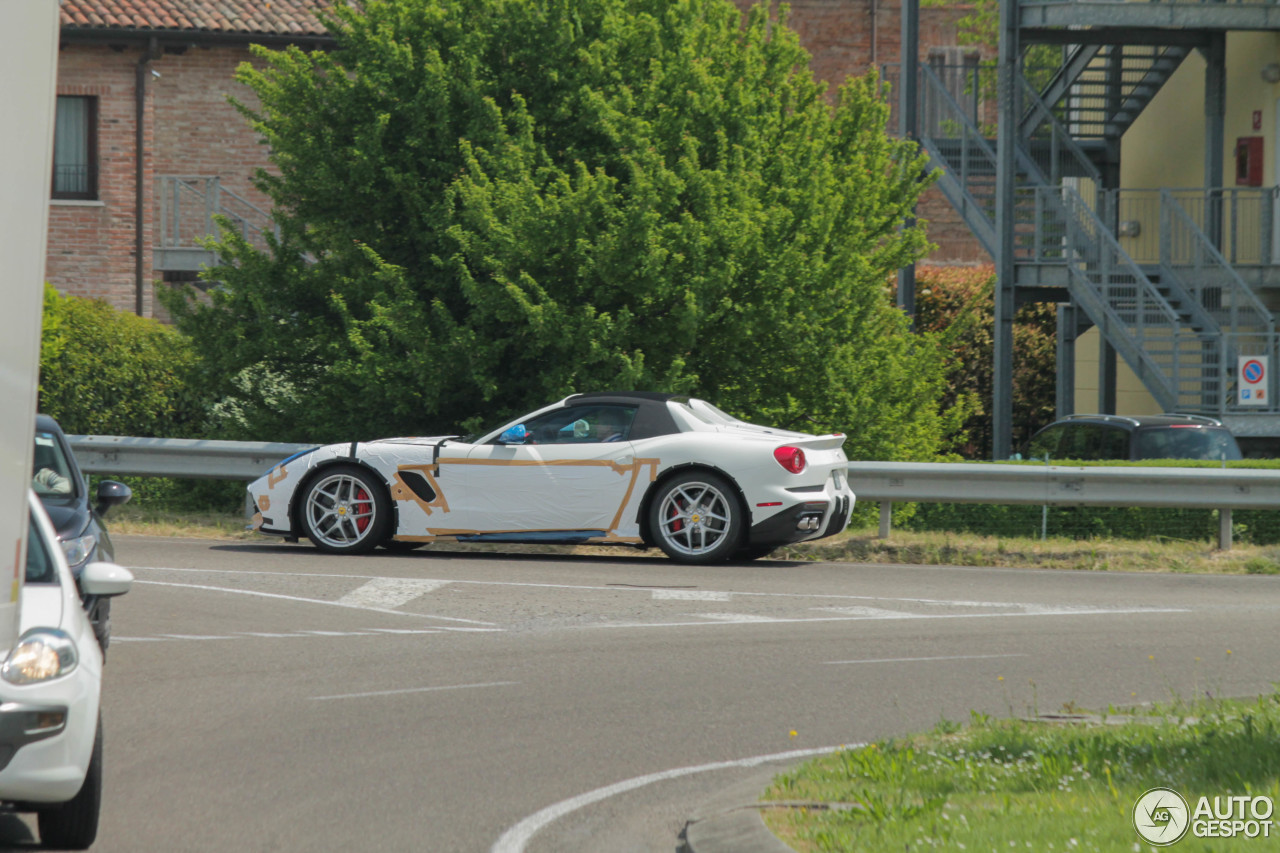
565 392 681 439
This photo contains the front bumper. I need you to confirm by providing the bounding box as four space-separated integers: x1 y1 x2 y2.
0 702 69 773
0 668 100 804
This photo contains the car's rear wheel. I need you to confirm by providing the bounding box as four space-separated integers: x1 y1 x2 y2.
37 715 102 850
649 471 743 564
300 465 390 554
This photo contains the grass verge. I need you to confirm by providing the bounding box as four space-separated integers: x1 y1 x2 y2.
762 691 1280 852
107 506 259 540
784 528 1280 574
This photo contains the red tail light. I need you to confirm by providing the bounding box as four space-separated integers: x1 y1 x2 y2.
773 446 806 474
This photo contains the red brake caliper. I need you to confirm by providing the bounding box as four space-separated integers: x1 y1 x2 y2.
668 496 684 532
354 487 371 532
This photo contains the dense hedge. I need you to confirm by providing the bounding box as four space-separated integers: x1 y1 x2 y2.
39 286 206 437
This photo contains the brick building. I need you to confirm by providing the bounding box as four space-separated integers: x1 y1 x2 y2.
50 0 984 317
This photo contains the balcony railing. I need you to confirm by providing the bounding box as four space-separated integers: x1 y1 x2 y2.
155 176 278 272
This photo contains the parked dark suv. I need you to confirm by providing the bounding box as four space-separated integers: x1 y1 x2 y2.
33 414 133 655
1025 414 1243 462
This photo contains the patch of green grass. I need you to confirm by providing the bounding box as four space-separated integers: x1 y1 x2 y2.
107 506 259 540
785 528 1280 574
763 693 1280 852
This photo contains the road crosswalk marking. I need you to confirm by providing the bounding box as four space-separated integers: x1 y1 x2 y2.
337 577 451 609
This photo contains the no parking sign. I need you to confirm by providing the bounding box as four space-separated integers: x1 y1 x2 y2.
1239 356 1269 405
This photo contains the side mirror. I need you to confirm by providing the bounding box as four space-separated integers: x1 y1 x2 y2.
79 561 133 597
498 424 528 445
96 480 132 516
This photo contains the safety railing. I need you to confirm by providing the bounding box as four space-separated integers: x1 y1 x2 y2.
68 435 1279 550
156 176 279 268
847 460 1280 549
1113 187 1278 268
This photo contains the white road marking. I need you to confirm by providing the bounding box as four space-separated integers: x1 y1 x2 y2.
824 653 1028 665
130 568 1202 617
652 589 732 601
490 746 851 853
690 613 784 622
337 577 450 609
113 628 446 644
812 606 919 619
135 579 495 625
311 681 519 701
158 634 235 640
593 607 1189 630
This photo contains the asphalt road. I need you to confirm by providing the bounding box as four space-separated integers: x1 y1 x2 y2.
8 536 1280 852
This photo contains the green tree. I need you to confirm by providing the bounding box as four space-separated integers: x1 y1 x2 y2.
165 0 959 460
911 266 1056 459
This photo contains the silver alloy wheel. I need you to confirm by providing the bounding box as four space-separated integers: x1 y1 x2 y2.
656 480 734 557
305 471 378 549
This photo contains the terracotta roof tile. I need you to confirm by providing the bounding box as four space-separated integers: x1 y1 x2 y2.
60 1 333 37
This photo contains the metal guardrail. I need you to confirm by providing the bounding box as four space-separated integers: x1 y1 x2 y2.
848 460 1280 549
68 435 314 481
68 436 1278 550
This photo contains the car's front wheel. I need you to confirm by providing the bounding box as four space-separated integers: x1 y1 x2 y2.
300 465 390 554
648 471 743 564
37 715 102 850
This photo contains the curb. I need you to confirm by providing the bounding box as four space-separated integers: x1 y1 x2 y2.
678 768 796 853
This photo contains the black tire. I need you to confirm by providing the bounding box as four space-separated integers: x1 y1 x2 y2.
299 465 391 554
733 545 778 561
38 716 102 851
647 471 744 564
381 540 427 553
89 597 111 660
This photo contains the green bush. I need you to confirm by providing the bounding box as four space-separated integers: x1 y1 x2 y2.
39 285 206 437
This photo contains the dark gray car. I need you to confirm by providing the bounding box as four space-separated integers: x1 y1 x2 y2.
1026 413 1243 462
33 414 132 655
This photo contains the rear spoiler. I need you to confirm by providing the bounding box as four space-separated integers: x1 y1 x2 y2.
788 433 846 452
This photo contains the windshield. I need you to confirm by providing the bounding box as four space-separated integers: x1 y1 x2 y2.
32 430 79 500
1132 427 1243 461
679 399 743 426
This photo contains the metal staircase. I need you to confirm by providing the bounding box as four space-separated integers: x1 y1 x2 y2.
916 62 1274 413
1024 44 1191 143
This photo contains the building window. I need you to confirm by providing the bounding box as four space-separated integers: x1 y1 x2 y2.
52 96 97 200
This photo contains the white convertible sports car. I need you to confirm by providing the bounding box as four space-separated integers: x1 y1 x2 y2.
247 393 855 563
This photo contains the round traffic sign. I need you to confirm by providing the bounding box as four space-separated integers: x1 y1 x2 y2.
1242 359 1265 384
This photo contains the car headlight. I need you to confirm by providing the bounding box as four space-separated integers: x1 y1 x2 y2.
2 630 78 685
60 534 97 568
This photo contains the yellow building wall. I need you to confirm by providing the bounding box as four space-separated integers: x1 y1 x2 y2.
1072 328 1166 416
1072 33 1280 417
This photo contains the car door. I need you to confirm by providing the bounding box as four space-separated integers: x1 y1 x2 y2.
450 404 641 538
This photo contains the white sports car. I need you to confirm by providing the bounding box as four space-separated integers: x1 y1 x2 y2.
247 393 855 563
